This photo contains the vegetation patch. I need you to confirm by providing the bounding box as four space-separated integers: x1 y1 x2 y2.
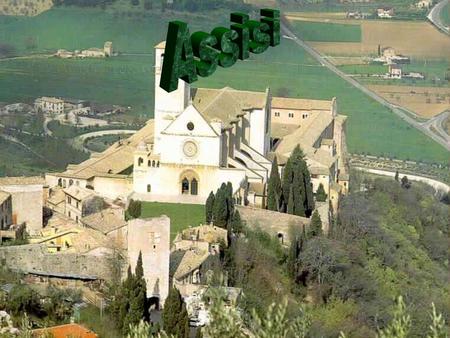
291 21 361 42
141 202 205 241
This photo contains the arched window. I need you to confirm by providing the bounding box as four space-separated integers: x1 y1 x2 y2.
191 178 198 195
181 178 190 195
69 179 73 186
147 184 151 193
138 157 143 166
148 160 151 167
152 160 156 167
157 161 160 167
58 178 62 187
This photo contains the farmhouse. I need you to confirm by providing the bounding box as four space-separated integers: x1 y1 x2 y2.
388 63 403 79
55 41 113 59
416 0 433 9
34 97 64 114
47 41 349 213
377 7 395 18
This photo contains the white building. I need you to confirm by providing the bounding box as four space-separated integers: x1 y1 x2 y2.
34 97 65 114
132 41 272 204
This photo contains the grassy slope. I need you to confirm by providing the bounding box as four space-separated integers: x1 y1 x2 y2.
291 21 361 42
0 7 448 164
141 202 205 241
441 0 450 26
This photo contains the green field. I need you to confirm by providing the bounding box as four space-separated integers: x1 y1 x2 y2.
0 6 448 165
338 59 450 86
141 202 205 241
291 21 361 42
442 1 450 26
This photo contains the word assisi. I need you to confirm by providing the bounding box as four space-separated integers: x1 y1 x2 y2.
160 9 280 92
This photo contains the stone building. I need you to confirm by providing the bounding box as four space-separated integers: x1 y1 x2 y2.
63 185 104 224
34 97 64 114
47 40 349 212
0 191 12 230
0 176 45 236
127 217 170 306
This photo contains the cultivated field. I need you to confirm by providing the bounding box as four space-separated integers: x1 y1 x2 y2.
0 6 448 166
290 21 361 42
309 20 450 60
367 85 450 118
0 0 53 16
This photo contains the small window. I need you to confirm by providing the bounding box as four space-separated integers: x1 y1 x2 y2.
274 112 280 117
147 184 151 193
187 122 195 131
288 113 294 118
138 157 144 166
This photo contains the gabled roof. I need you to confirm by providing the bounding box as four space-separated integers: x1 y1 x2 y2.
32 323 98 338
81 208 127 235
192 87 268 127
64 185 95 201
57 120 154 180
272 97 332 111
173 248 210 280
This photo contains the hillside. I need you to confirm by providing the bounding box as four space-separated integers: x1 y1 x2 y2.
223 173 450 336
0 0 53 16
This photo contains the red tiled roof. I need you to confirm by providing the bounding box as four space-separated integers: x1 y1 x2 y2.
32 323 98 338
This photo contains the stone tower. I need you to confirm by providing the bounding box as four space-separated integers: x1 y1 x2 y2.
153 41 190 154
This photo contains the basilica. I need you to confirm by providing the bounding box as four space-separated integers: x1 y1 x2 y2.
46 40 349 211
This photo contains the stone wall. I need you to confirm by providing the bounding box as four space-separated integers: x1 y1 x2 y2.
236 205 309 244
0 244 113 280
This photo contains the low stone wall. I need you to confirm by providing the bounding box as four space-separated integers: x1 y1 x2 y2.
236 205 309 244
0 244 113 281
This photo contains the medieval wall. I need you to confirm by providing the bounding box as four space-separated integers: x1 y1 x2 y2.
236 205 309 244
0 244 113 280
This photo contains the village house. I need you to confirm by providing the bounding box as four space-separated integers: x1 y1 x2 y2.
0 176 45 236
416 0 433 9
377 7 395 18
63 185 104 224
55 41 113 59
34 97 64 114
388 63 403 79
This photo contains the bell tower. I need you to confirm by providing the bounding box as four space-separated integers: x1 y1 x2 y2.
154 41 190 154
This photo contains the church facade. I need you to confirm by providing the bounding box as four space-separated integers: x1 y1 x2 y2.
132 41 273 204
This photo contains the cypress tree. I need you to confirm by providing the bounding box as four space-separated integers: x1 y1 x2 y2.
286 235 298 278
292 166 306 217
205 191 215 224
162 287 188 337
213 184 228 228
395 170 399 182
315 183 327 202
230 210 243 234
308 210 323 238
287 186 294 215
301 161 315 217
282 158 293 212
135 251 144 279
267 156 282 211
225 182 234 223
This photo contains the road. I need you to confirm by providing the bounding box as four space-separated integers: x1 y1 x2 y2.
428 0 450 35
70 129 137 153
422 110 450 142
280 22 450 151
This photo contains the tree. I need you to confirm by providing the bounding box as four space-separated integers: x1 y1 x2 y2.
377 296 411 338
401 176 411 189
281 157 293 212
394 170 399 182
300 160 315 217
292 167 306 217
267 156 282 211
230 210 243 235
315 183 327 202
162 287 189 337
308 210 323 238
131 0 139 5
213 184 228 228
143 0 152 10
205 191 215 224
287 186 294 215
225 182 235 223
127 199 142 219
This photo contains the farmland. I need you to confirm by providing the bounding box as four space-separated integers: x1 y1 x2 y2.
0 6 448 168
290 21 361 42
366 85 450 118
441 0 450 26
307 20 450 60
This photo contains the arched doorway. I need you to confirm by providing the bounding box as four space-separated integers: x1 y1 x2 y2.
179 170 200 196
